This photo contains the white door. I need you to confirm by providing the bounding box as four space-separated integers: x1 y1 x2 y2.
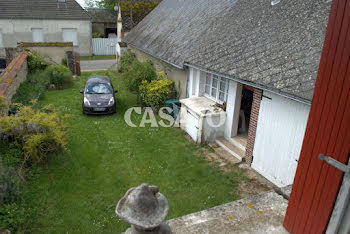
63 29 78 46
251 91 310 187
186 110 199 142
32 28 44 42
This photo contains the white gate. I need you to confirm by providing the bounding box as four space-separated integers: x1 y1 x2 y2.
251 91 310 187
92 38 120 55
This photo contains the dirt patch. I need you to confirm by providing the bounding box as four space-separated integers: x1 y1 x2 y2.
195 142 274 198
183 134 274 198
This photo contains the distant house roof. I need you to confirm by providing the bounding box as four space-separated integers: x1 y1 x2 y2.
0 0 91 21
119 0 162 32
124 0 331 102
87 8 116 23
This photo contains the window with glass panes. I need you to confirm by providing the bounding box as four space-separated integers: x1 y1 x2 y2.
204 73 228 102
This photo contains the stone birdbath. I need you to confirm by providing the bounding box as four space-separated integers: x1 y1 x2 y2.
116 184 172 234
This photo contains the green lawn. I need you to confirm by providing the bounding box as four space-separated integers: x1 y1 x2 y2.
80 55 116 61
18 70 245 233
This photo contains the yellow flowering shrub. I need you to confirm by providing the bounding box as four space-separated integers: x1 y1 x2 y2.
139 78 174 109
27 51 49 72
0 104 68 163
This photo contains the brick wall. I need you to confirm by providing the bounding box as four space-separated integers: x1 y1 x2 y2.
0 52 28 115
245 88 262 165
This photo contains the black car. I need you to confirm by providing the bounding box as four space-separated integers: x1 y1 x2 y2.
80 76 117 115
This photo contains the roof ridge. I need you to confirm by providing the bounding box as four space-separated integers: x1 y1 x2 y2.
0 0 91 20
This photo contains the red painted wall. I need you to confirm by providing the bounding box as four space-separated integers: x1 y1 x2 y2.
283 0 350 233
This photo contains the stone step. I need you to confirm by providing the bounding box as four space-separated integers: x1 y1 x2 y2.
230 134 247 152
210 144 241 165
215 137 245 161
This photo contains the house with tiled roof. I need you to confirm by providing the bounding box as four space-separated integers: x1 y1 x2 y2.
0 0 92 56
124 0 332 187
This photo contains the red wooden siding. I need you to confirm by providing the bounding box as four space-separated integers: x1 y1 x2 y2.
283 0 350 233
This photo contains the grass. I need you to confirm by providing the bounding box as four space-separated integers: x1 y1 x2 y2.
17 70 246 233
80 55 116 61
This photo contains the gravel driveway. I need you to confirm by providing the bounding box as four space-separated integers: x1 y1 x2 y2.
80 59 117 71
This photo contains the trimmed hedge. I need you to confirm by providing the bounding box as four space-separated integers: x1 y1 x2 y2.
122 61 157 92
118 49 137 73
45 65 73 89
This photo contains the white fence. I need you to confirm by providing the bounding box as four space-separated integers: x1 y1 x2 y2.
92 38 120 55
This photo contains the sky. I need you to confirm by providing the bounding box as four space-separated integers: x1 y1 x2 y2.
76 0 86 8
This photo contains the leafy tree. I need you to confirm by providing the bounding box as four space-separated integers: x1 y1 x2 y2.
120 1 159 28
85 0 118 10
85 0 98 7
97 0 118 9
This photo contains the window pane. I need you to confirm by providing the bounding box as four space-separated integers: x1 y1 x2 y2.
211 88 217 97
212 78 218 89
219 92 225 101
220 80 226 92
205 85 210 94
206 73 211 85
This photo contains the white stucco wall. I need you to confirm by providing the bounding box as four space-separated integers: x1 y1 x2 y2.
130 46 188 98
0 19 92 56
251 91 310 187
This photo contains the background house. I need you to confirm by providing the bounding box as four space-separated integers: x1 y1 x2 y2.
0 0 92 57
123 0 331 187
87 8 117 38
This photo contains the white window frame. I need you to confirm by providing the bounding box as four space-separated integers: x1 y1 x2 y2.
0 29 3 48
62 28 78 46
31 28 44 42
204 73 229 104
188 68 201 98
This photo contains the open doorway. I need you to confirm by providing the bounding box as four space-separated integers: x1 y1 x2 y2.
238 86 254 135
105 28 117 38
233 85 254 149
217 83 255 161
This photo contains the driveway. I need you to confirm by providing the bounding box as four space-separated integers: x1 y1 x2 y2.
80 59 117 71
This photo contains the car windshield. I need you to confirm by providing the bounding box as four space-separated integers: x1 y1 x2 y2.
85 83 112 94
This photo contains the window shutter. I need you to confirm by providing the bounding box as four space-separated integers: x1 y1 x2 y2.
32 28 44 42
63 29 78 46
0 30 3 48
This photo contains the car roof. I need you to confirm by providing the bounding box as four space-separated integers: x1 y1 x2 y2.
86 76 111 84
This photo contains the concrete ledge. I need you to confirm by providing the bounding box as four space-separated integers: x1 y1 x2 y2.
275 185 292 200
167 191 288 234
18 42 73 47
